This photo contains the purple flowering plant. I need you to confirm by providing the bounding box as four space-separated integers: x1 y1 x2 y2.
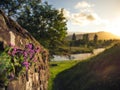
0 43 41 86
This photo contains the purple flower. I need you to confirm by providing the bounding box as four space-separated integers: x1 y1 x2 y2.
22 61 30 70
24 56 27 61
23 51 28 57
30 50 35 54
25 43 33 49
29 50 35 59
11 48 17 56
13 48 17 51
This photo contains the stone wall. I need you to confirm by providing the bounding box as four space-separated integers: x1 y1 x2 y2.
0 10 49 90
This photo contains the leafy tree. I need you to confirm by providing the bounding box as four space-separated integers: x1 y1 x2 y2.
17 2 67 56
0 0 41 18
0 1 67 56
83 34 89 42
72 33 76 41
0 0 21 17
94 34 98 43
71 33 77 46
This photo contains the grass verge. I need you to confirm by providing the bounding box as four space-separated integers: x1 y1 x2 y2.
48 60 80 90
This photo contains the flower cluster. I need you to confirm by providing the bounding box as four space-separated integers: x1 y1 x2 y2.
0 43 41 86
8 43 41 71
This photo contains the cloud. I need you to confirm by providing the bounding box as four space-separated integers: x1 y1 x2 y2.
74 1 94 14
90 13 109 25
70 13 90 25
63 9 107 26
87 14 96 21
62 9 70 19
69 12 105 26
75 1 94 9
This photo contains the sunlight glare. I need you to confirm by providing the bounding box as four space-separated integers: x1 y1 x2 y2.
106 18 120 36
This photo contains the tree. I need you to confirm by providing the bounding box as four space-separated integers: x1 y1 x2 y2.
0 0 21 17
94 34 98 43
17 2 67 56
0 1 67 56
71 33 77 46
83 34 89 42
0 0 67 55
0 0 41 18
83 34 89 47
72 33 76 41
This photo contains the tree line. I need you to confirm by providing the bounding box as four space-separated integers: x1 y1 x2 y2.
70 33 116 49
71 33 98 47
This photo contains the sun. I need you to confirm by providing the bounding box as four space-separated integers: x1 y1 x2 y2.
106 18 120 36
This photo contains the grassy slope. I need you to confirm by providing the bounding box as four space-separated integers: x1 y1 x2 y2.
48 60 80 90
54 43 120 90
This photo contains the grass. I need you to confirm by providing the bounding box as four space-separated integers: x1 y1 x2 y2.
48 60 80 90
53 43 120 90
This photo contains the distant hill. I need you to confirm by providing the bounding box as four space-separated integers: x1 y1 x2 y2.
55 43 120 90
66 31 120 40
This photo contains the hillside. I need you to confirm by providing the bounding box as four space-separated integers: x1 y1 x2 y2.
54 43 120 90
66 31 120 40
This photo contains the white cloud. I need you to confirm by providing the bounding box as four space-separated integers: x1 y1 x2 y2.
75 1 94 9
62 9 70 19
69 12 107 26
62 1 108 27
90 13 109 25
71 13 90 26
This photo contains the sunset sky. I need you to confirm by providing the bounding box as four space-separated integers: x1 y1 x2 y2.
42 0 120 36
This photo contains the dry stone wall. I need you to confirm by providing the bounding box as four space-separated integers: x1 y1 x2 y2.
0 10 49 90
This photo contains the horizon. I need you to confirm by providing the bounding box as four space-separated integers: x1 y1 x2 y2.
67 31 120 37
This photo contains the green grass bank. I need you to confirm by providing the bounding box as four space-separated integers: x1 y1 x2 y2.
48 60 80 90
49 43 120 90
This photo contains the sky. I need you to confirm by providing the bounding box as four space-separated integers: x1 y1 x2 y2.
42 0 120 36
